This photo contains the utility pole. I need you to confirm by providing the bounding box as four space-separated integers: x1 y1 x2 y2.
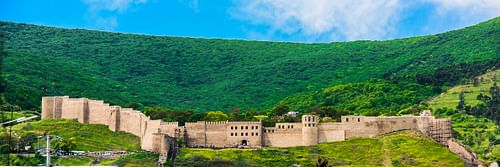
7 107 13 166
46 135 51 167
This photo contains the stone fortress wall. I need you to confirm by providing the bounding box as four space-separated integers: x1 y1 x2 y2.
42 96 476 164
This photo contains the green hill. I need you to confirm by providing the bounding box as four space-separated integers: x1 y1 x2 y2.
0 119 159 166
174 130 464 167
428 69 500 109
1 17 499 111
8 119 141 151
427 69 500 162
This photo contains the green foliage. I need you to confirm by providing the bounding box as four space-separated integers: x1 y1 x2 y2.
279 79 436 115
53 156 93 166
429 71 500 162
174 130 463 167
270 104 289 116
1 17 499 112
10 119 141 151
98 152 159 167
204 111 229 121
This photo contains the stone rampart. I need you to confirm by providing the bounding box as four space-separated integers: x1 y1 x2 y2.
41 96 459 161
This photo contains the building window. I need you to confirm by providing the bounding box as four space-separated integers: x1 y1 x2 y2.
231 126 233 130
246 126 248 129
312 117 315 122
312 124 315 127
241 133 244 136
231 133 233 136
256 133 258 136
256 126 258 130
241 126 244 129
251 126 254 130
346 118 349 122
235 133 237 136
358 118 360 122
245 132 248 136
308 117 311 122
251 132 254 136
291 125 294 128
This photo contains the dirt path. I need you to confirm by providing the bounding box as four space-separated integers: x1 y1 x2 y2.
382 138 391 167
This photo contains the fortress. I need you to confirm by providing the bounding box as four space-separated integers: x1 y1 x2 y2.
41 96 477 164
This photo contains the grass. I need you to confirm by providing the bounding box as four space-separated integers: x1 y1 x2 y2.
10 119 141 151
0 111 36 123
428 69 500 110
174 130 464 167
427 69 499 162
53 156 94 166
97 152 159 167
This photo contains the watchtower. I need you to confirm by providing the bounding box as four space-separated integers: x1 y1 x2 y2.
301 115 319 146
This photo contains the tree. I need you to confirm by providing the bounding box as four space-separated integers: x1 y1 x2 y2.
60 137 77 152
472 78 479 87
316 158 331 167
270 104 289 116
457 91 466 111
203 111 228 121
123 102 143 110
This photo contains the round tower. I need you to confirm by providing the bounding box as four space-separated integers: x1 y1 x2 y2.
302 115 319 146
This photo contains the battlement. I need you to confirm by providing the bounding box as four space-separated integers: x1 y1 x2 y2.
160 122 179 126
205 121 228 125
41 96 453 160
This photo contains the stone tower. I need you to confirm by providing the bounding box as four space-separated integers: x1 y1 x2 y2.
301 115 319 146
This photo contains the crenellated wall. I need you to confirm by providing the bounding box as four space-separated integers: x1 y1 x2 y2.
41 96 455 160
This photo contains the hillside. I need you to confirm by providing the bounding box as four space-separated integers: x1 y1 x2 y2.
174 130 464 167
1 17 499 111
427 69 500 162
9 119 141 151
428 69 500 109
0 119 149 166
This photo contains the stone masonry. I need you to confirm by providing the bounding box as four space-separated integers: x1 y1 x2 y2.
41 96 462 161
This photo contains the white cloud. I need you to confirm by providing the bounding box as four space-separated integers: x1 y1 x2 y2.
231 0 403 41
427 0 500 24
84 0 148 30
230 0 500 42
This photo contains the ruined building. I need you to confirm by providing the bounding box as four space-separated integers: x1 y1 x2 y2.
41 96 476 165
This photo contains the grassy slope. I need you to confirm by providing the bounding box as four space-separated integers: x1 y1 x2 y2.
427 70 499 161
1 17 499 111
11 119 141 151
428 69 500 109
52 152 159 166
0 111 35 122
1 120 156 166
174 130 463 167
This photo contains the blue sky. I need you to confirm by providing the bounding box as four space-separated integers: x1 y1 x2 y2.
1 0 499 42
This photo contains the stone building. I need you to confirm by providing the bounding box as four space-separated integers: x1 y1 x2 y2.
42 96 465 162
